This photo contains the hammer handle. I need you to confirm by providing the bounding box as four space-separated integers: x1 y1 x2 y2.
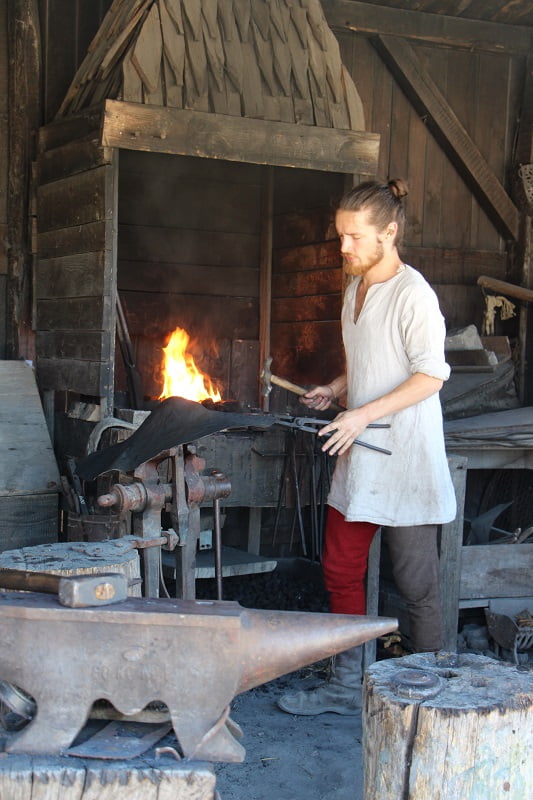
271 374 345 412
0 569 128 607
271 374 307 396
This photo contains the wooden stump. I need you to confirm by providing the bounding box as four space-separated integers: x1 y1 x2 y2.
0 754 216 800
0 540 142 597
363 652 532 800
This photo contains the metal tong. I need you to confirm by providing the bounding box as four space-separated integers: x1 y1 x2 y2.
273 416 392 455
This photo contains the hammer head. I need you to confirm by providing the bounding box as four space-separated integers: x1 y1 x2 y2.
260 355 273 397
58 573 128 607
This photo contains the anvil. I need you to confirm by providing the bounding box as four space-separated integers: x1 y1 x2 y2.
0 591 397 762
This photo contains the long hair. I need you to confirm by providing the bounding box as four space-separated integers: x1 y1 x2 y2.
338 178 408 246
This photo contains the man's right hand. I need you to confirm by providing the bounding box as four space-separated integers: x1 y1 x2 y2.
300 385 336 412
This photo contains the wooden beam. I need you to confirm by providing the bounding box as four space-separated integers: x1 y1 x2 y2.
259 168 273 411
101 99 380 174
477 274 533 303
373 35 520 241
324 0 533 56
7 0 41 358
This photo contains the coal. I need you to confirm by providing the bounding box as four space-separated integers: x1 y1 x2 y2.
195 560 329 613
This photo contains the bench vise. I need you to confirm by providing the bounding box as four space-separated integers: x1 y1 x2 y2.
97 445 230 600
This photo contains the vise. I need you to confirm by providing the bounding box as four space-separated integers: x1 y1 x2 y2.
0 589 398 762
97 445 230 600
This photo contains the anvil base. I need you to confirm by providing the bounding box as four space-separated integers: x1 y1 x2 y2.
0 752 216 800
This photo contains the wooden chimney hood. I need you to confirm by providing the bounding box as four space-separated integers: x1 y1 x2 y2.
57 0 380 174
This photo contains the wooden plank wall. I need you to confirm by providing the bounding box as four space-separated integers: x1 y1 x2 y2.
35 120 118 411
116 151 264 402
337 31 520 335
0 0 7 357
271 168 346 387
39 0 113 123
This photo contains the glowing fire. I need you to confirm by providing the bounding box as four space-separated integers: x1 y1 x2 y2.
159 327 222 403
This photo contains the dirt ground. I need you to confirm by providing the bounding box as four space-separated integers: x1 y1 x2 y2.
214 664 365 800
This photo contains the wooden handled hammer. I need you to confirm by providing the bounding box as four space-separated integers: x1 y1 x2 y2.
260 357 345 411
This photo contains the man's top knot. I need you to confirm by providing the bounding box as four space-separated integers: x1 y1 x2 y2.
388 178 409 199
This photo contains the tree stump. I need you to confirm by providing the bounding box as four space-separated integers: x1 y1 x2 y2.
363 652 532 800
0 540 142 597
0 753 216 800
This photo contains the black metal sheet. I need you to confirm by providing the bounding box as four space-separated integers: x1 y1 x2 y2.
76 397 276 480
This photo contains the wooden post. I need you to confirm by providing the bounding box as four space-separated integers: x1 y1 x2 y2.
259 167 274 412
0 540 142 597
363 652 532 800
0 756 216 800
439 454 467 652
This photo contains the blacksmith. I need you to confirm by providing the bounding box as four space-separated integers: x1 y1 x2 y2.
278 179 456 716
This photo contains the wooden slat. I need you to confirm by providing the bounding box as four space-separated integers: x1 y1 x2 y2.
101 99 380 174
271 319 344 385
273 208 336 249
160 0 185 84
433 284 485 330
38 137 113 184
37 166 113 233
118 260 259 297
118 171 261 232
37 297 107 331
0 361 60 496
38 108 104 153
120 290 259 339
36 357 109 397
119 147 263 182
131 3 163 94
439 454 468 652
272 294 342 323
324 0 533 55
36 252 106 299
403 247 507 284
36 330 109 361
37 221 107 260
373 35 520 240
118 226 259 267
459 543 533 600
274 240 341 272
273 266 343 297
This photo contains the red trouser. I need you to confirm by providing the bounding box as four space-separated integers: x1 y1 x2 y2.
321 507 379 615
322 507 443 651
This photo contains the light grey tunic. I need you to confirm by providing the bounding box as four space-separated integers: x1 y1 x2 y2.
327 265 456 526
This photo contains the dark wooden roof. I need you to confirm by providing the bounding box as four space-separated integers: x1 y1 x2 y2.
349 0 533 28
57 0 366 132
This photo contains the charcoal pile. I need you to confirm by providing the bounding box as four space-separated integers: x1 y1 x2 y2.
196 564 329 613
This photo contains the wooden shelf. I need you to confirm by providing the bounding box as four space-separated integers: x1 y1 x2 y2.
163 546 277 580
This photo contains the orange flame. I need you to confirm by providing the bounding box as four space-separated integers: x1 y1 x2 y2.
159 327 222 403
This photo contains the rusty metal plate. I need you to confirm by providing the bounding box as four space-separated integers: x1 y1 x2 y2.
66 720 172 759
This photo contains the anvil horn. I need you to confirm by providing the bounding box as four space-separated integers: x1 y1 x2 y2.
236 609 398 693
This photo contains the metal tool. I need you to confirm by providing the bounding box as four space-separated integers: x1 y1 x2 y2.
116 293 144 410
0 590 397 761
260 356 345 412
273 415 392 455
0 569 128 607
97 446 231 600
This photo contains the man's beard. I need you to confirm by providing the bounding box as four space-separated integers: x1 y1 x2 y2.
343 241 384 276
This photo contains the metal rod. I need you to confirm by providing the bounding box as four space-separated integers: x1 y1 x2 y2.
213 497 223 601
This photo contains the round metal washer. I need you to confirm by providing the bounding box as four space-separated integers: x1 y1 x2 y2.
392 668 444 700
0 680 36 719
